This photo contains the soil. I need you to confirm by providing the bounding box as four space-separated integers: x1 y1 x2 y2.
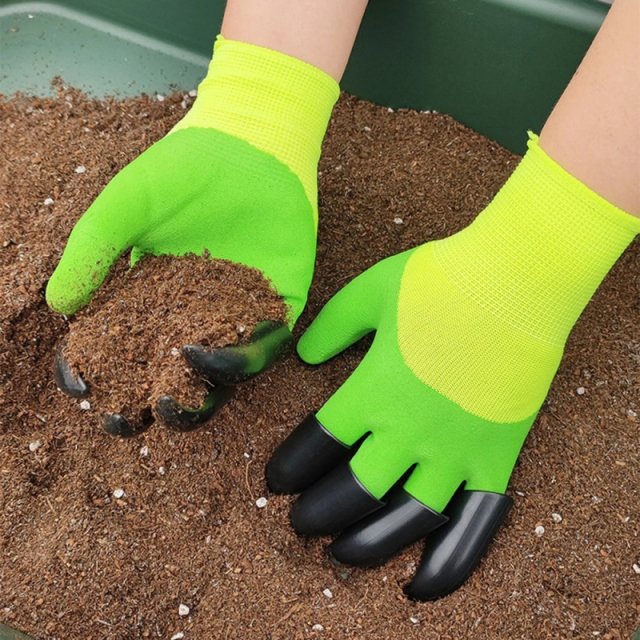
0 86 638 640
62 255 286 424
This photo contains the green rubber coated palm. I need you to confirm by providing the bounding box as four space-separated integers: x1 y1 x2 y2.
46 37 339 433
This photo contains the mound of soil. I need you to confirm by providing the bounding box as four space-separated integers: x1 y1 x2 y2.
61 255 286 425
0 86 637 640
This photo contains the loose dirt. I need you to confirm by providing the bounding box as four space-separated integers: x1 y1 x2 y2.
62 255 286 425
0 87 638 640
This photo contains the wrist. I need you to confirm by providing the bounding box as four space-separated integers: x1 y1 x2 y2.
172 35 339 221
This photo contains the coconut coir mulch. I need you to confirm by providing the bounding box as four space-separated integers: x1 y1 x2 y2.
0 87 638 640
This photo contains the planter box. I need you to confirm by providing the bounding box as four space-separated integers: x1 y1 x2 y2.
0 0 607 152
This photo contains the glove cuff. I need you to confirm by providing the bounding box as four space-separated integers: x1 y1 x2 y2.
172 35 340 223
434 132 640 346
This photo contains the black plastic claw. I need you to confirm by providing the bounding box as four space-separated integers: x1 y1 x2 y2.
182 320 293 385
266 414 353 494
103 412 153 438
405 490 513 601
291 464 384 537
155 385 234 431
328 488 449 568
54 349 89 398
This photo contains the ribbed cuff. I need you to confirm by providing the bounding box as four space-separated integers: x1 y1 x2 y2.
434 133 639 345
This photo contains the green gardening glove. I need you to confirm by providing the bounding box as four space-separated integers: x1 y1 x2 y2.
267 134 640 600
46 36 338 435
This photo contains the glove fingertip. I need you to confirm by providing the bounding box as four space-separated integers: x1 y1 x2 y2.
46 226 127 316
296 331 327 364
45 276 85 316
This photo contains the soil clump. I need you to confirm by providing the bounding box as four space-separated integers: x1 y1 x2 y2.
62 255 286 426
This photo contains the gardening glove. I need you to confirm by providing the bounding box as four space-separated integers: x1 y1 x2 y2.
46 36 339 435
267 134 640 600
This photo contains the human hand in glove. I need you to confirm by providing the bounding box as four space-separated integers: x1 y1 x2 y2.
46 36 338 436
267 134 640 600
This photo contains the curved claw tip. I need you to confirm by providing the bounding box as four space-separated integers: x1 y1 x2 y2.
54 349 89 398
181 344 202 359
181 320 293 385
156 386 233 432
265 414 352 495
326 549 346 568
327 489 449 569
404 491 513 601
402 580 454 602
289 465 383 537
102 412 152 438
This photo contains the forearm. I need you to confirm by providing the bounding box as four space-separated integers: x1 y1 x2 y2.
221 0 368 81
540 0 640 217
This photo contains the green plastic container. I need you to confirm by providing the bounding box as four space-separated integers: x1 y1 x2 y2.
0 0 608 152
0 622 34 640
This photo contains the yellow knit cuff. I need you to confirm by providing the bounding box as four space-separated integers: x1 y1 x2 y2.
398 133 639 422
173 35 340 224
434 133 639 344
527 132 640 235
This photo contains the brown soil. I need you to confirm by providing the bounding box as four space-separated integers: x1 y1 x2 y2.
0 87 638 640
62 255 286 423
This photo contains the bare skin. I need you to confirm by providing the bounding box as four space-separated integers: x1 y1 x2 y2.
222 0 637 217
221 0 369 82
540 0 640 217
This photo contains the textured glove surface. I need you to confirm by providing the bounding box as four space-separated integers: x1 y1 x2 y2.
46 37 339 324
